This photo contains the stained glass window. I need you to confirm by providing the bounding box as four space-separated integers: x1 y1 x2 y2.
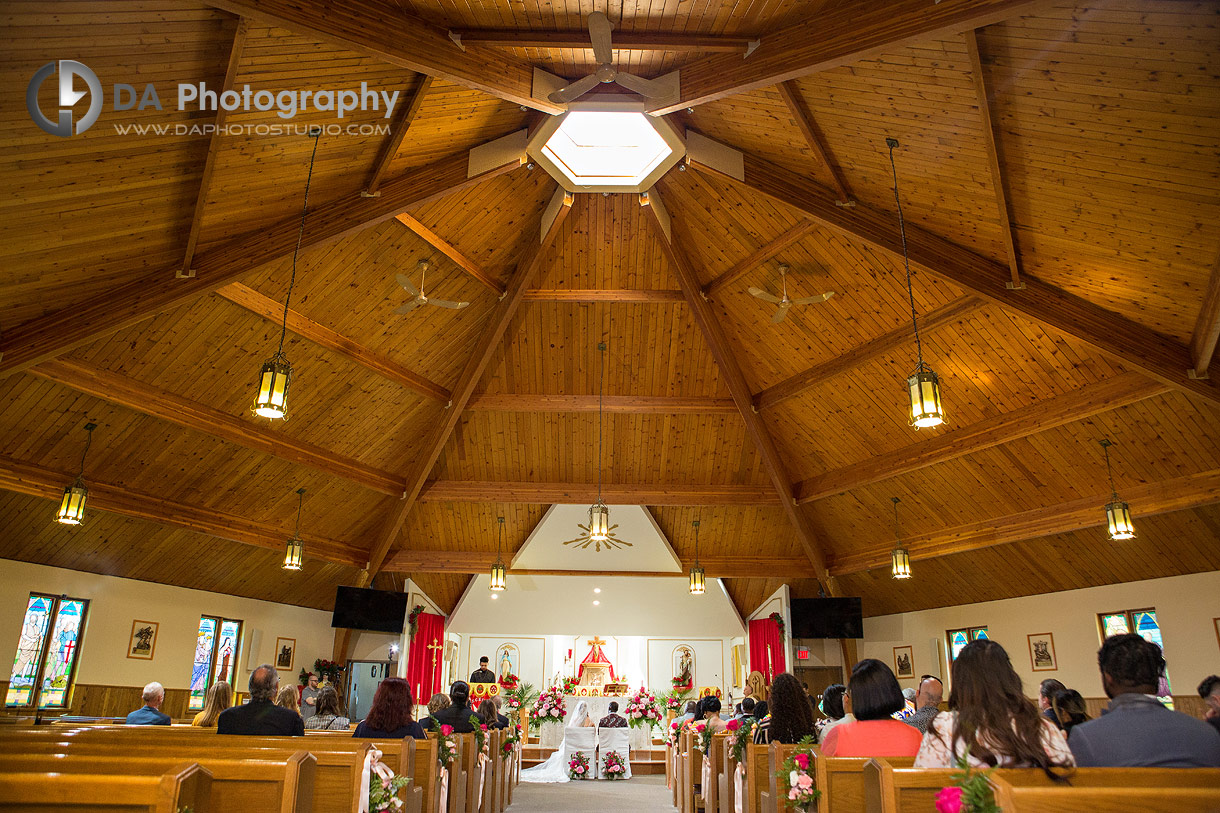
947 626 988 661
1100 613 1130 639
188 615 242 711
6 593 89 708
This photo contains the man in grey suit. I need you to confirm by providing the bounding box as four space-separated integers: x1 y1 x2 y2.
1069 634 1220 768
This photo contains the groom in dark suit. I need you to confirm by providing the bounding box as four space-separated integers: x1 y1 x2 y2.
598 701 628 728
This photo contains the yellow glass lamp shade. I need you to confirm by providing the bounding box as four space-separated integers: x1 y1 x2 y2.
56 481 88 525
907 367 944 428
490 559 507 591
254 353 293 420
1105 499 1135 540
689 565 706 595
891 546 912 579
589 502 610 543
283 537 303 570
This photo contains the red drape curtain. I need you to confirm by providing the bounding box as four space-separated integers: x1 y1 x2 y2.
406 612 445 704
748 618 786 684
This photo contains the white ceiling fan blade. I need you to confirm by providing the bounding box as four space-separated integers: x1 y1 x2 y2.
548 73 602 104
395 273 419 296
427 298 470 310
394 299 422 315
791 291 835 305
748 287 781 304
588 11 614 65
612 71 666 100
772 304 791 324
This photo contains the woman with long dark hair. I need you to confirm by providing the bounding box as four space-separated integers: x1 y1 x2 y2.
1051 689 1090 734
752 673 817 744
353 677 426 739
821 659 922 757
306 687 350 730
915 639 1073 773
478 699 498 728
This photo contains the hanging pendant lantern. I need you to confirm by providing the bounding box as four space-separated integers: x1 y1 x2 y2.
55 422 96 526
589 501 611 543
282 487 306 570
1099 439 1135 540
490 516 507 591
689 519 706 595
890 496 912 580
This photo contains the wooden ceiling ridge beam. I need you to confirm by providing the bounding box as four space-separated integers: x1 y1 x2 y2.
418 480 781 505
828 467 1220 577
964 28 1022 290
776 81 854 204
447 29 758 54
28 358 405 497
363 187 575 579
395 213 506 295
0 453 365 568
179 18 248 280
646 0 1049 114
794 371 1169 503
216 282 451 403
703 220 818 300
365 76 433 197
685 134 1220 407
465 393 738 414
641 188 830 581
1188 247 1220 378
523 289 684 303
0 139 525 378
383 550 818 578
206 0 562 112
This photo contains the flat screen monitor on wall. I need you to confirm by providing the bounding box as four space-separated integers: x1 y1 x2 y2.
331 586 409 633
790 597 864 639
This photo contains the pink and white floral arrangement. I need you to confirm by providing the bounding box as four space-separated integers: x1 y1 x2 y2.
624 687 662 729
601 750 627 779
530 686 567 727
567 751 591 780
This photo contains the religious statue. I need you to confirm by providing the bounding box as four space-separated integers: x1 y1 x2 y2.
576 636 616 688
674 646 693 687
499 648 514 681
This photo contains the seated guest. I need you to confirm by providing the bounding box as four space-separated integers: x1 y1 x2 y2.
752 700 769 726
126 681 171 725
815 684 852 740
736 696 756 721
675 699 699 726
425 681 478 733
1050 688 1090 735
354 677 425 740
892 687 917 721
905 675 943 734
916 640 1072 773
491 695 511 729
307 687 351 731
702 695 728 734
470 656 495 684
276 684 301 715
218 664 304 736
477 699 499 729
428 692 451 716
1198 675 1220 737
1038 678 1066 728
598 700 628 728
753 673 817 745
191 680 232 727
822 660 922 757
1070 634 1220 767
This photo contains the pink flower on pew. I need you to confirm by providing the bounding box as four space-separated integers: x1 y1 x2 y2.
440 724 453 735
793 752 809 770
725 718 740 732
796 774 813 790
935 786 964 813
695 723 706 733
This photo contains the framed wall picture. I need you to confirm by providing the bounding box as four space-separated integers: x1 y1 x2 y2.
1028 633 1057 672
127 620 158 660
893 645 914 679
1214 618 1219 653
275 637 296 671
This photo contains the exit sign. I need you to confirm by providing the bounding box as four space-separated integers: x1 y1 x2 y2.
796 647 809 660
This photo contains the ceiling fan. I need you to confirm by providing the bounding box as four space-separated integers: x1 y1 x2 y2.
547 11 675 105
394 260 470 315
748 264 835 324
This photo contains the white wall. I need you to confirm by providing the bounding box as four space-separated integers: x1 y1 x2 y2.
0 558 336 691
859 570 1220 696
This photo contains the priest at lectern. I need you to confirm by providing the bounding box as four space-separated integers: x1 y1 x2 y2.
469 656 495 683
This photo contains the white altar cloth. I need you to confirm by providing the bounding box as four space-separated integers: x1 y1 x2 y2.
537 695 654 751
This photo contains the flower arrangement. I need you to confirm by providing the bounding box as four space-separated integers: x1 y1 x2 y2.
567 751 591 780
470 714 487 755
624 687 662 729
692 721 713 755
769 612 786 642
561 676 579 694
505 681 539 719
667 718 688 748
498 672 519 690
777 737 820 812
661 689 689 713
365 748 411 812
500 725 521 762
602 750 627 779
313 658 342 684
671 675 693 690
406 605 426 638
530 686 567 728
935 750 999 813
725 716 754 765
435 724 459 767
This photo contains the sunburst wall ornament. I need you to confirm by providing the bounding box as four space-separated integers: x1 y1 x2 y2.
564 341 632 552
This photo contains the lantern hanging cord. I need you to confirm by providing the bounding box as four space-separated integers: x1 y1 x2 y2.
277 131 322 357
597 341 606 502
76 423 96 479
892 496 901 540
294 487 306 536
887 138 924 369
1101 439 1118 498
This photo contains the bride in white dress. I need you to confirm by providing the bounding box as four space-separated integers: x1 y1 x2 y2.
519 700 595 783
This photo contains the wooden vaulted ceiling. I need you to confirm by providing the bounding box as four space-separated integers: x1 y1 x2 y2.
1 1 1218 620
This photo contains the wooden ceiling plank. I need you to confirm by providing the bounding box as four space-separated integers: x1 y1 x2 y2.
795 371 1169 503
776 81 854 203
216 282 451 403
689 143 1220 407
465 393 738 414
179 18 248 280
1189 247 1220 377
641 189 829 580
448 29 756 53
207 0 562 112
755 296 984 410
365 76 434 196
0 143 525 377
964 28 1023 289
704 220 819 299
418 480 780 504
0 454 365 568
647 0 1049 114
383 551 816 578
829 468 1220 576
395 213 506 295
523 289 685 302
364 189 575 577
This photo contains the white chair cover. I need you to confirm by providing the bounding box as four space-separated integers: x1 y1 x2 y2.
562 727 598 780
597 727 632 780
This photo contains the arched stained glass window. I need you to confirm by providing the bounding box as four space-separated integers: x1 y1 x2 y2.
6 593 89 708
189 615 243 711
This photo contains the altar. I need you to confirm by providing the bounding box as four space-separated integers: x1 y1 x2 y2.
536 695 655 751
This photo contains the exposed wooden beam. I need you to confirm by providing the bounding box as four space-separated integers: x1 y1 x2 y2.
523 289 684 303
755 296 983 410
216 282 451 403
207 0 562 112
647 0 1047 114
795 372 1169 503
1189 247 1220 377
465 393 738 414
395 213 505 295
383 551 817 578
964 29 1022 289
179 19 248 279
447 29 757 53
776 81 853 203
365 189 575 577
365 76 433 196
829 467 1220 576
642 190 829 580
28 359 405 497
418 480 781 505
0 142 524 377
689 139 1220 407
0 454 365 568
703 220 818 300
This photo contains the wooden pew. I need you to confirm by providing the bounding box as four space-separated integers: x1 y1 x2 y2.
718 731 741 813
765 743 799 812
863 761 954 813
814 755 917 813
989 767 1220 813
703 733 727 813
0 762 211 813
743 743 770 813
